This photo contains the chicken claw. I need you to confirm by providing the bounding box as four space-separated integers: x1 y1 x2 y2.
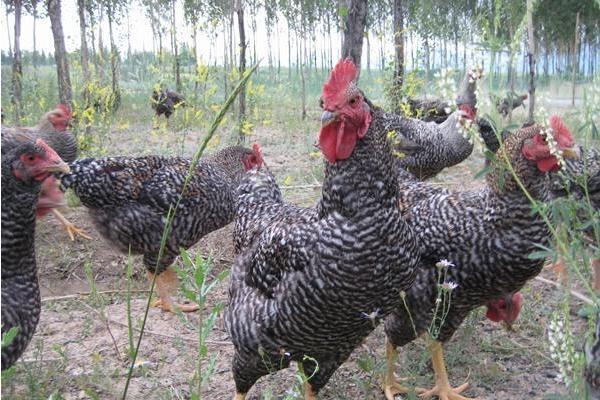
417 382 472 400
152 298 199 313
52 209 92 241
382 340 411 399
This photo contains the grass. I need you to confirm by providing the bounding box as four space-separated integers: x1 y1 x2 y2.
1 55 599 399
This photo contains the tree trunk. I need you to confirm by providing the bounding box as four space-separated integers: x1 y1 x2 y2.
12 0 23 122
77 0 91 101
392 0 403 87
32 0 38 69
172 0 181 92
365 31 370 73
48 0 72 105
526 0 536 124
107 3 119 98
193 28 200 100
571 11 580 106
424 36 430 81
126 10 131 59
287 19 292 80
5 7 12 57
300 32 307 120
340 0 367 76
236 0 247 143
97 6 105 81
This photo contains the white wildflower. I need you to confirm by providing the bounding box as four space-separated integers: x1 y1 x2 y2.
441 281 459 291
361 308 381 322
436 259 454 269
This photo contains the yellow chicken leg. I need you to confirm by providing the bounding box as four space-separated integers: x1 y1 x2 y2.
148 267 199 313
417 339 476 400
51 209 92 241
233 393 246 400
382 339 411 399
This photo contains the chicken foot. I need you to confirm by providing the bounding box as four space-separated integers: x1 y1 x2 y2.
382 339 412 400
416 340 476 400
52 209 92 241
148 267 199 313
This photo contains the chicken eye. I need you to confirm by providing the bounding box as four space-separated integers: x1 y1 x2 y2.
27 155 36 162
349 97 358 105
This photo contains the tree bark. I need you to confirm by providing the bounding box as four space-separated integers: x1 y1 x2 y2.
106 2 119 98
526 0 536 124
571 11 580 106
77 0 91 97
340 0 367 76
172 0 181 92
392 0 403 87
12 0 23 122
5 7 12 57
77 0 92 136
236 0 247 143
48 0 72 106
32 0 38 69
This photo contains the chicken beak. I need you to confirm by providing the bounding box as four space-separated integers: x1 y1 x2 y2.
320 110 337 127
44 160 71 174
562 146 580 160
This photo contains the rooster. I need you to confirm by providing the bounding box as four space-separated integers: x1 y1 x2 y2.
1 104 90 241
2 139 70 370
151 88 185 126
225 59 420 399
382 117 579 400
58 146 263 313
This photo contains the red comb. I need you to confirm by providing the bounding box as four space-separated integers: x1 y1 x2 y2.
35 138 60 159
56 103 72 119
549 115 574 149
322 59 358 109
252 143 264 165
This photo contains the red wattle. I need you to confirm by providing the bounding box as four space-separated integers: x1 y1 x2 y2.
537 156 559 172
485 306 502 322
318 121 358 163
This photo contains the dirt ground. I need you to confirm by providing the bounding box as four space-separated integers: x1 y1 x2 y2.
3 116 591 399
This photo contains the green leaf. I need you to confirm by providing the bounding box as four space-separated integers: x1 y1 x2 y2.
1 326 19 349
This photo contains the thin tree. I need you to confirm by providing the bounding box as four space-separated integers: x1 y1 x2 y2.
571 10 580 106
47 0 72 105
11 0 23 122
390 0 404 108
526 0 536 124
24 0 39 69
235 0 247 142
77 0 92 136
77 0 92 100
340 0 368 75
171 0 182 92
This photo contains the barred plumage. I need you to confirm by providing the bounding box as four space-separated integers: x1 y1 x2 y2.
382 122 579 399
1 140 69 370
386 68 480 180
58 145 262 312
225 59 419 397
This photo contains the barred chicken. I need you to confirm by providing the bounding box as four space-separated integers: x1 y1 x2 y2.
2 139 70 370
58 146 263 313
1 104 89 241
390 68 480 180
225 59 420 399
495 92 528 117
586 312 600 399
151 88 185 125
383 117 579 400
